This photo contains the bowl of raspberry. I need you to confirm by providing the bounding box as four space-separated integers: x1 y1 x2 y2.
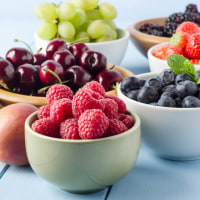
128 3 200 57
25 81 141 193
117 60 200 160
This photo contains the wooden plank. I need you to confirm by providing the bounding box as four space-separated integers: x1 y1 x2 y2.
107 145 200 200
0 165 108 200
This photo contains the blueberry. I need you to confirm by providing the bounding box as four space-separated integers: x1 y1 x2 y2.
139 79 146 87
137 86 160 104
175 73 191 85
126 89 140 100
161 84 176 97
175 97 182 107
182 96 200 108
176 80 198 98
157 96 176 107
159 69 176 87
120 76 140 93
161 91 174 98
145 77 162 91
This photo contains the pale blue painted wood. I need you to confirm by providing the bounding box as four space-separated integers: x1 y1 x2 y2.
108 144 200 200
0 165 108 200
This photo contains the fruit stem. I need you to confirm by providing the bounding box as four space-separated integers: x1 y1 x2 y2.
109 65 116 70
14 39 33 54
37 47 43 54
43 68 62 84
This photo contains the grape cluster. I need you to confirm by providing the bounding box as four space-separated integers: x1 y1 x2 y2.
34 0 118 43
0 39 122 96
139 3 200 37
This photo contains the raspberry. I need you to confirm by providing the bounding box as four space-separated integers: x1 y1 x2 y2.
50 98 73 123
46 84 73 104
104 119 128 137
118 113 135 129
104 94 127 113
37 104 50 119
175 21 200 35
32 118 60 138
72 89 105 118
60 118 80 139
82 81 105 96
83 88 104 100
78 109 109 139
103 98 118 119
152 44 170 59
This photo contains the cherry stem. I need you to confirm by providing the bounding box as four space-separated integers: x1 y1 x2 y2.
37 47 43 54
43 68 62 84
14 39 33 55
109 65 116 70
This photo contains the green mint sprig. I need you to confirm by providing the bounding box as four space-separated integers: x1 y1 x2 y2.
167 54 200 84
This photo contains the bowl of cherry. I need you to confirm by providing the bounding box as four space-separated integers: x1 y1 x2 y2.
0 39 134 107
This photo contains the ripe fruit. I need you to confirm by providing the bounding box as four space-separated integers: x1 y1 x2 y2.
164 45 185 59
152 44 169 59
170 32 189 49
175 21 200 35
0 103 37 165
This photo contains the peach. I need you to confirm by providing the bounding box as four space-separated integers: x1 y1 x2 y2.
0 103 37 165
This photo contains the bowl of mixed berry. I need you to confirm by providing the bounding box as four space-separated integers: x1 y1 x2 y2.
127 3 200 57
117 54 200 160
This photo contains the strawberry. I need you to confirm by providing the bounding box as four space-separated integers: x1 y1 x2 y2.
185 33 200 59
189 59 200 65
170 32 189 49
164 45 186 60
175 21 200 35
152 44 169 60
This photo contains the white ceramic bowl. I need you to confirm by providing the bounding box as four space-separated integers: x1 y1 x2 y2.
147 42 200 73
34 28 129 65
117 72 200 160
25 110 141 193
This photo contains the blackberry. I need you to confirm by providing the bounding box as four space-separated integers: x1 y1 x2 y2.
185 4 198 13
165 12 184 24
164 22 178 37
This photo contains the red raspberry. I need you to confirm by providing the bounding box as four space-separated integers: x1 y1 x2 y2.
104 94 127 113
104 119 128 137
82 81 105 96
72 89 105 118
32 118 60 138
60 118 80 139
83 88 104 100
152 44 170 60
78 109 109 139
46 84 73 104
118 113 135 129
50 98 73 123
103 98 118 119
37 105 50 119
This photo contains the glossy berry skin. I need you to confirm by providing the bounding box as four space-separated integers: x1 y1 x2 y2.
68 42 89 64
53 49 75 70
175 73 191 85
6 47 33 68
95 69 123 91
120 76 140 93
145 77 162 91
182 96 200 108
39 60 65 85
126 89 140 100
65 65 93 92
33 53 47 65
157 95 176 107
0 59 16 89
79 50 107 75
159 69 176 87
16 64 40 94
46 38 67 59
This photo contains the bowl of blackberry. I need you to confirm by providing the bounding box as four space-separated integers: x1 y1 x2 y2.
127 3 200 57
117 54 200 160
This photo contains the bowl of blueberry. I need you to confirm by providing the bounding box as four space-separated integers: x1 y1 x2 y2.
33 1 129 65
127 3 200 57
117 54 200 160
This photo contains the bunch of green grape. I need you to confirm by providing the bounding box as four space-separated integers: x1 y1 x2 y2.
34 0 118 43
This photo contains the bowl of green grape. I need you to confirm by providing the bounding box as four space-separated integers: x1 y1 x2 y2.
34 0 129 65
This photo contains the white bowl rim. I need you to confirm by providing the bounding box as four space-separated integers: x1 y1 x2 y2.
118 71 200 111
25 110 140 143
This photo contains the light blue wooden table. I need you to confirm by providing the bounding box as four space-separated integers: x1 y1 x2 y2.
1 0 200 199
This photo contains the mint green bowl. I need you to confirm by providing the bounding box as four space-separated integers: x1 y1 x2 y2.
25 111 141 193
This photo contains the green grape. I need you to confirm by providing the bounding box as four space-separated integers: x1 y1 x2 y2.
96 35 112 42
78 20 92 32
58 3 76 21
75 31 90 43
61 37 75 43
37 21 57 40
70 8 86 28
99 3 117 20
68 0 99 10
34 3 57 22
58 21 76 39
105 24 117 40
86 0 99 10
86 9 102 20
87 20 107 39
104 19 116 30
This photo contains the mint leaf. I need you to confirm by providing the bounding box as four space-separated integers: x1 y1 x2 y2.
167 54 198 83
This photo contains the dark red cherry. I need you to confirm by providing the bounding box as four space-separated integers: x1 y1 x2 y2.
0 59 16 89
68 42 89 64
46 38 67 59
33 53 47 65
65 65 93 92
53 49 75 70
5 47 33 68
79 50 107 76
39 60 65 85
95 69 123 91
